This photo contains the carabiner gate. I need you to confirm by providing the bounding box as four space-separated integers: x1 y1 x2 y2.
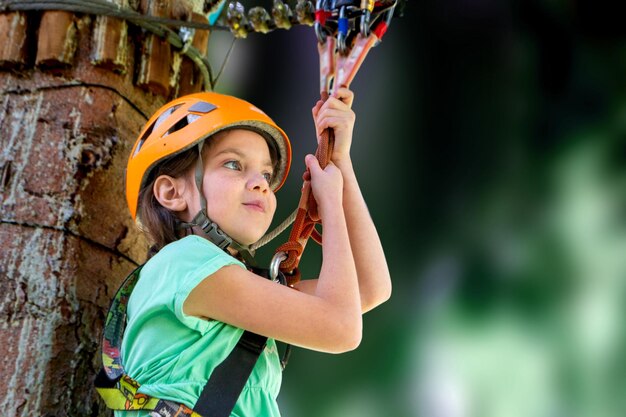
337 5 349 54
270 251 288 285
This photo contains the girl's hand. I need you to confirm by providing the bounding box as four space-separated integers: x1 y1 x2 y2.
305 154 343 219
312 87 355 164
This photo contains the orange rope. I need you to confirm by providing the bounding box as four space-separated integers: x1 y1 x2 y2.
274 23 388 283
275 115 333 274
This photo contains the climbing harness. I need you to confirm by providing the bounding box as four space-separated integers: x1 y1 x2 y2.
95 263 287 417
271 0 397 284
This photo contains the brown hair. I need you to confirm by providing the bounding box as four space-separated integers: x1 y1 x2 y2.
137 145 198 257
136 130 279 257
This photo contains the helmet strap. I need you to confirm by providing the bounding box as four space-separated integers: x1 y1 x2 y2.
176 142 257 266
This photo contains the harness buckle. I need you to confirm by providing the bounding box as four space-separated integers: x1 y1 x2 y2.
190 210 233 250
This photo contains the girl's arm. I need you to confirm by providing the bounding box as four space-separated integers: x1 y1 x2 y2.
313 158 392 313
299 88 391 313
185 156 362 354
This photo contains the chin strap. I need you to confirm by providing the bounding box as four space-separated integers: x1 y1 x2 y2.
176 142 257 266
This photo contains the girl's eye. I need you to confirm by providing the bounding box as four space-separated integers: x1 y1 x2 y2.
224 160 241 170
263 172 273 183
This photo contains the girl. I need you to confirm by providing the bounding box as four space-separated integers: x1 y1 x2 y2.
118 88 391 416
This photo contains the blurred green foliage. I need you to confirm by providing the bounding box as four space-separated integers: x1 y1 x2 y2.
209 1 626 416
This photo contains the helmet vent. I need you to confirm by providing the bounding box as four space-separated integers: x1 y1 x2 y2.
165 116 189 137
132 121 155 157
133 104 181 156
189 101 217 113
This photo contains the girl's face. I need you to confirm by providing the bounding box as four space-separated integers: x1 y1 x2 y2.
187 129 277 245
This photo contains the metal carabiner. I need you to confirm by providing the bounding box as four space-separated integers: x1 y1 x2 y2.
314 22 327 44
314 0 328 44
359 0 375 36
359 9 371 37
337 5 349 54
270 251 288 284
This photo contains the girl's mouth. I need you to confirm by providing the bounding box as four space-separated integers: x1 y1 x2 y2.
243 200 265 212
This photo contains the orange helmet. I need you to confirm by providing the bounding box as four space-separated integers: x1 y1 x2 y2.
126 92 292 220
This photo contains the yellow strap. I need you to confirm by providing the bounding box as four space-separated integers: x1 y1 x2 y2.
96 374 160 410
95 374 202 416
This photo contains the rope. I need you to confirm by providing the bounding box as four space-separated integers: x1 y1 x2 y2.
251 208 297 251
273 115 333 272
272 6 397 280
1 0 233 31
251 119 334 251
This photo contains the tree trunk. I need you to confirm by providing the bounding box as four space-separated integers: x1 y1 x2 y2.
0 1 206 415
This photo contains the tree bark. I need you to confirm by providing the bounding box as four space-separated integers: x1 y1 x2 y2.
0 1 206 415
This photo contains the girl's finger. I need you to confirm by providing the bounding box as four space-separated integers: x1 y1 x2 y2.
311 100 323 119
317 106 354 120
312 101 324 136
332 87 354 107
316 112 354 130
305 154 321 172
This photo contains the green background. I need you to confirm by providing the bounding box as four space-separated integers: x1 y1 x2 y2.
210 1 626 416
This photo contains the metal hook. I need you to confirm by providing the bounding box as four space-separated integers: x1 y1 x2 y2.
359 9 371 37
337 5 349 54
314 0 328 44
359 0 375 37
270 251 288 282
315 22 327 44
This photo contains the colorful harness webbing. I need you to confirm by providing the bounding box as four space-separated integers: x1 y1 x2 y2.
95 264 270 417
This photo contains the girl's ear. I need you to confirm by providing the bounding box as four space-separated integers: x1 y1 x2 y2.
153 175 189 213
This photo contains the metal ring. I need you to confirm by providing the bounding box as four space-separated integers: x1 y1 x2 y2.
338 31 347 54
314 0 327 44
270 251 288 282
360 11 371 37
315 21 327 44
337 6 348 54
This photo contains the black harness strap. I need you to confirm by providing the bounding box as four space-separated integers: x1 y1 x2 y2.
194 331 267 416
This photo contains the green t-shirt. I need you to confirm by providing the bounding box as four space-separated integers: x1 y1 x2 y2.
115 235 282 417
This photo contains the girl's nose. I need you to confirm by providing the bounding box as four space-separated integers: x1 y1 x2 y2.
246 172 270 192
